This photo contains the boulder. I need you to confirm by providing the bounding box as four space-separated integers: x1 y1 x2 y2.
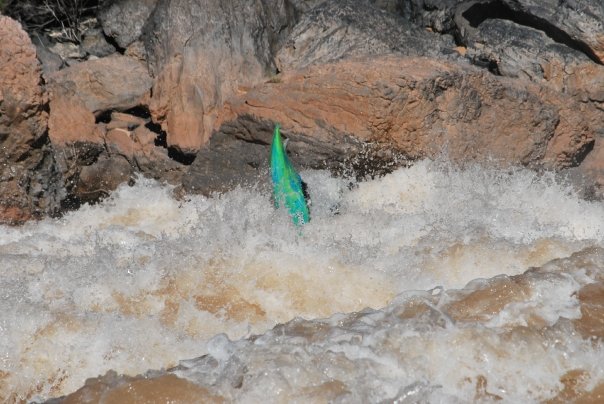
275 0 458 72
455 5 604 104
47 54 152 119
99 0 159 49
0 16 62 224
183 56 599 194
81 27 116 57
498 0 604 64
142 0 299 153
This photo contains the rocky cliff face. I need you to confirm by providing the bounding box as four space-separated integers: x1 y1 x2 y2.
0 16 62 224
0 0 603 223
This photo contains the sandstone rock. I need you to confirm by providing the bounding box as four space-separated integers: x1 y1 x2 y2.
47 55 152 118
142 0 299 153
45 55 160 205
183 56 598 194
0 16 62 224
275 0 458 72
106 111 148 130
99 0 158 49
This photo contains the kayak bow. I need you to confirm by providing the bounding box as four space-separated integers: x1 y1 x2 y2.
270 124 310 226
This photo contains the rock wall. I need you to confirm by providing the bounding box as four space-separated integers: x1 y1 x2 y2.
0 16 62 224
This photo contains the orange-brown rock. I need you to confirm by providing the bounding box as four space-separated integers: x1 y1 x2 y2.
224 56 595 167
142 0 300 154
47 55 152 118
55 371 224 404
44 55 179 205
184 55 600 194
0 16 61 224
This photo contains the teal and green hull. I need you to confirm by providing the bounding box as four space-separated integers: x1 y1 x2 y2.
270 124 310 226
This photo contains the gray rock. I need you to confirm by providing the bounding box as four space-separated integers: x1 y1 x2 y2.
181 128 270 195
399 0 464 33
500 0 604 64
464 18 592 80
276 0 459 72
99 0 158 49
31 34 65 77
181 116 380 195
453 1 604 106
81 27 116 57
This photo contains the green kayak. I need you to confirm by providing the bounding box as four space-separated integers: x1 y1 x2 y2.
270 124 310 226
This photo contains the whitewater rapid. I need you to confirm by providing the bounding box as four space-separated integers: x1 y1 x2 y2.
1 160 603 402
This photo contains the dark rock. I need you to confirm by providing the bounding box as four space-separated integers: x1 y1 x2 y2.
142 0 299 152
275 0 459 71
460 18 604 103
31 34 65 77
81 27 116 57
399 0 464 33
99 0 159 49
182 129 270 195
456 0 604 65
73 155 133 202
500 0 604 64
181 115 372 195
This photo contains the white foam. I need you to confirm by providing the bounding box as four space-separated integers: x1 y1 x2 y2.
0 161 603 400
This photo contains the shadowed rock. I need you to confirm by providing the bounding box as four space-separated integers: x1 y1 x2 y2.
0 16 63 224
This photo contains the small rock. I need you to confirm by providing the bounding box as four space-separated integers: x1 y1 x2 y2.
81 27 116 57
99 0 158 49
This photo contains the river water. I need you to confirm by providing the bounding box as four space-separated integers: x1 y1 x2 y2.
1 160 603 403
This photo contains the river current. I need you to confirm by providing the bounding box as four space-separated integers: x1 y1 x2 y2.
1 160 603 402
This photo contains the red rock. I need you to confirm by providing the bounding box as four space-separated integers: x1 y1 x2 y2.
143 0 298 153
220 56 597 169
47 54 152 117
0 16 60 224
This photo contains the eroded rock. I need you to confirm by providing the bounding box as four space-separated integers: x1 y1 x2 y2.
45 55 184 205
276 0 458 72
99 0 158 49
142 0 299 153
47 54 152 118
0 16 62 224
183 56 598 194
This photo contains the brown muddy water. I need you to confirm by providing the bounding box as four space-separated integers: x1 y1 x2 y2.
1 160 603 403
